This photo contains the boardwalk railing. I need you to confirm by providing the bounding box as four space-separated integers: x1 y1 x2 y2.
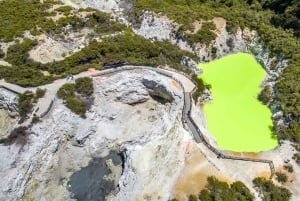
94 64 276 177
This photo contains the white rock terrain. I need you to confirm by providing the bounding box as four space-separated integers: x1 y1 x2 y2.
29 29 93 64
0 69 193 201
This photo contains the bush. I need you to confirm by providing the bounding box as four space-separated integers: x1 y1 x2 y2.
198 177 253 201
258 85 272 105
34 88 46 100
57 78 94 118
253 177 291 201
6 39 38 66
65 97 87 118
57 83 75 99
283 164 293 173
18 91 34 118
0 0 55 42
188 195 198 201
275 172 288 183
0 48 4 58
186 22 217 45
75 77 93 96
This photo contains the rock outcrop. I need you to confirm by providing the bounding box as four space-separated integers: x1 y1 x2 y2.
134 11 177 41
0 88 18 112
0 69 190 201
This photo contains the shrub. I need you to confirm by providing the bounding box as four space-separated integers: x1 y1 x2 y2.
188 195 198 201
18 91 34 118
6 39 38 66
258 85 272 105
57 83 75 99
186 22 217 45
75 77 93 96
0 48 4 58
253 177 291 201
283 164 293 173
65 97 87 118
198 177 253 201
57 78 94 118
34 88 46 100
275 172 288 183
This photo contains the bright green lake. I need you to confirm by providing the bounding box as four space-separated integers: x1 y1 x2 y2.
200 53 278 152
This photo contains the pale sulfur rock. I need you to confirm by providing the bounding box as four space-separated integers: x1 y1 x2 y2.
0 69 190 201
134 11 177 41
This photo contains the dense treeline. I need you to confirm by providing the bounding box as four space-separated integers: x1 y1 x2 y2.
261 0 300 37
0 0 55 42
0 30 198 87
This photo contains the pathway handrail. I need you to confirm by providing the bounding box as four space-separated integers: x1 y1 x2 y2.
92 64 276 177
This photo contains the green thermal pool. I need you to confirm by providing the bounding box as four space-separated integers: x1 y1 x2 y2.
200 53 278 152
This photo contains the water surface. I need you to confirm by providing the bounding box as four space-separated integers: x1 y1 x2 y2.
200 53 278 152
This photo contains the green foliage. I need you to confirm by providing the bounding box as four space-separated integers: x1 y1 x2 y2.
253 177 291 201
42 31 196 75
55 6 73 15
129 0 300 166
65 96 87 118
275 172 288 184
191 74 210 101
87 10 125 34
75 77 93 96
6 39 38 66
0 48 4 58
57 83 75 99
198 176 254 201
262 0 300 37
258 85 272 105
186 22 217 45
0 65 53 87
188 195 198 201
57 77 94 118
199 189 213 201
0 0 55 42
34 88 46 101
18 91 34 118
231 181 254 201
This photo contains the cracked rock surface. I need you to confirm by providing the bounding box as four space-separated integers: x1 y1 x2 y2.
0 69 191 201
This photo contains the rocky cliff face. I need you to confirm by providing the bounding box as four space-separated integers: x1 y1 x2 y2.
0 88 18 112
0 88 19 140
